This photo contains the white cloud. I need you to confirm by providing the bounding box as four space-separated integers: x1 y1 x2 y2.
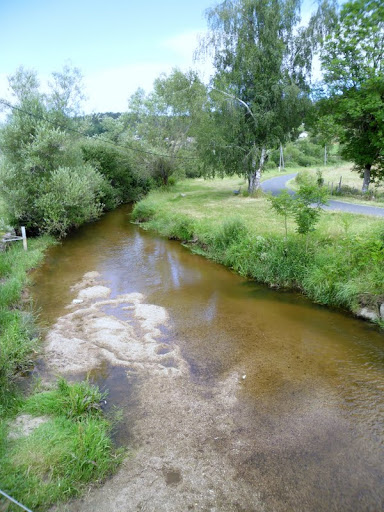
162 30 201 61
162 29 214 83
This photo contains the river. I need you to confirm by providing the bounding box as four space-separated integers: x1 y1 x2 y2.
31 205 384 512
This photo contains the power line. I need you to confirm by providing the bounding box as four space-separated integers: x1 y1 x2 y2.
0 99 198 162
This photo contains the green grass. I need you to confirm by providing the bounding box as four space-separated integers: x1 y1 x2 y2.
0 379 123 511
0 238 123 511
0 237 54 409
132 175 384 322
287 165 384 206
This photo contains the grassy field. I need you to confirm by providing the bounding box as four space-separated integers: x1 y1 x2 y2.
0 239 122 511
286 164 384 205
132 175 384 323
136 174 383 237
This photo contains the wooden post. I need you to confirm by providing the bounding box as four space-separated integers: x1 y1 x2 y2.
278 144 285 172
338 176 342 192
21 226 27 251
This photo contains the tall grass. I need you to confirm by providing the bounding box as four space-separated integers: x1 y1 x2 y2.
0 240 123 511
0 379 123 511
0 237 53 410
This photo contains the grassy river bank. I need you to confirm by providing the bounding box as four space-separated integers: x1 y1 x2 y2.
132 175 384 326
0 239 122 511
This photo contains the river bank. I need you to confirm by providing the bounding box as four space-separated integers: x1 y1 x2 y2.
0 239 122 511
132 176 384 326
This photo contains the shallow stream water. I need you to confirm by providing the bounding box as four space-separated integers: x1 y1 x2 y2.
31 205 384 511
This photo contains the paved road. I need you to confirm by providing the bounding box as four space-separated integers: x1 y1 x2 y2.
261 173 384 217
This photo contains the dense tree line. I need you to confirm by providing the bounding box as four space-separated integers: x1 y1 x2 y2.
0 0 382 236
121 0 383 193
0 67 150 237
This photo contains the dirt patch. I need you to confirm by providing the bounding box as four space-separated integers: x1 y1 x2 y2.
8 414 49 440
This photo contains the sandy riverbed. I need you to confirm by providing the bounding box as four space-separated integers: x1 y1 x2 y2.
45 271 266 512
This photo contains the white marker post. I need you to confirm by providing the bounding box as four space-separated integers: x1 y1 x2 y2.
21 226 27 251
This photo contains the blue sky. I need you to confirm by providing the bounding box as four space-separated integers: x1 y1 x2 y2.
0 0 329 114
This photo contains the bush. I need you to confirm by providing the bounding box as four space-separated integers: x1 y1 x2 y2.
81 141 151 205
131 200 157 222
36 165 105 237
295 169 316 186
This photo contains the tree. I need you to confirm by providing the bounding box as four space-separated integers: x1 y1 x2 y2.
127 69 207 185
0 66 106 236
268 181 328 250
268 190 295 239
197 0 336 193
47 63 86 128
320 0 384 191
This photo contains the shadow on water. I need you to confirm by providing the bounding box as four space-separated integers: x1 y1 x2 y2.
30 205 384 511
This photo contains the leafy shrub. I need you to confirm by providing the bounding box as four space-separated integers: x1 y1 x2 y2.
0 119 108 237
167 176 177 187
295 170 315 186
151 156 175 186
131 200 157 222
36 165 105 236
332 184 384 202
185 164 203 178
81 141 151 205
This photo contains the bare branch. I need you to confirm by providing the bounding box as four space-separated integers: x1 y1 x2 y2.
210 88 258 126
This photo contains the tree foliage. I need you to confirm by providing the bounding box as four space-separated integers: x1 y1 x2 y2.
320 0 384 190
127 69 207 185
197 0 336 193
268 182 328 246
0 65 153 235
0 67 107 236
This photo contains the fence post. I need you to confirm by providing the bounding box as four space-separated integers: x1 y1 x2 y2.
21 226 27 251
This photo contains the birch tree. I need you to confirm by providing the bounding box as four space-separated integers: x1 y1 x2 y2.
198 0 336 194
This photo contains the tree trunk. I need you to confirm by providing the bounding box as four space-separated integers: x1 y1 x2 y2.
362 164 371 192
324 145 327 166
248 147 266 194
